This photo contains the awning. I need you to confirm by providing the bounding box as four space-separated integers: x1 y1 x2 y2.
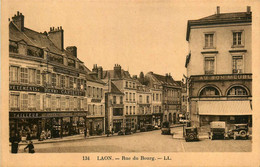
198 100 252 115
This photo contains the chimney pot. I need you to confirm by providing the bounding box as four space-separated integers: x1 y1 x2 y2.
17 11 19 15
247 6 251 14
217 6 220 15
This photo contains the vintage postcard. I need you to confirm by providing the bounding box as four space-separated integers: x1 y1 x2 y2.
1 0 260 166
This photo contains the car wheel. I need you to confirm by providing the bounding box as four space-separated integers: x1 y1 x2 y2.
187 134 195 141
239 130 247 138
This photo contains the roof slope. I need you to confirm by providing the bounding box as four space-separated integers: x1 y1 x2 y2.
111 82 123 94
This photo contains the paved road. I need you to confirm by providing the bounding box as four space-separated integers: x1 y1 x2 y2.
17 127 251 153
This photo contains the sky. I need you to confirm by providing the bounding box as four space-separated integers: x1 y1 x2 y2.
5 0 252 80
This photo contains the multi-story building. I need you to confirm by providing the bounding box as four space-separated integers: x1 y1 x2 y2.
105 81 124 133
145 72 181 124
102 64 138 132
9 12 89 139
185 6 252 127
176 80 188 120
135 77 152 129
85 68 106 135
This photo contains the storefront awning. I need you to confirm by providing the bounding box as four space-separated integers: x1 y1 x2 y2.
198 100 252 115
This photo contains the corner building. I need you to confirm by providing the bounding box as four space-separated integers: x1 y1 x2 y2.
9 12 89 139
185 7 252 127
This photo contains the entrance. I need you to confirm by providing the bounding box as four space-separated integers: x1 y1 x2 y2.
114 122 121 133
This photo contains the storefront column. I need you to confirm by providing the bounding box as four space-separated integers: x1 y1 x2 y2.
69 117 73 136
60 117 63 138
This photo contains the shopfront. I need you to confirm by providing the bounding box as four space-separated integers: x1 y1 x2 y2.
138 115 152 129
86 117 104 136
113 119 123 133
9 111 87 140
152 113 163 127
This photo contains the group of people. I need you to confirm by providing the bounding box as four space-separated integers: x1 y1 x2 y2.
9 130 35 154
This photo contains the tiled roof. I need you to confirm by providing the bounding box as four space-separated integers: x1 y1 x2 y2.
186 12 252 41
103 69 132 80
111 82 123 94
86 73 105 85
146 72 180 87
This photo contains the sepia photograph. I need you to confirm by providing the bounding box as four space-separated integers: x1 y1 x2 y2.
1 0 260 166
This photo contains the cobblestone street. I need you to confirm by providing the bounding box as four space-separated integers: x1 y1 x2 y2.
14 127 251 153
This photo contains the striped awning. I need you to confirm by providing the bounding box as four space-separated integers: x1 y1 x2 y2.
198 100 252 115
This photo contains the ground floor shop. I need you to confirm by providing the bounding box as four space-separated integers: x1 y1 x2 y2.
125 116 137 131
9 111 87 140
86 117 105 136
152 113 163 127
112 119 124 133
137 115 153 129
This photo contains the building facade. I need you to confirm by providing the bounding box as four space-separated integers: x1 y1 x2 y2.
9 12 89 139
185 7 252 127
145 72 181 124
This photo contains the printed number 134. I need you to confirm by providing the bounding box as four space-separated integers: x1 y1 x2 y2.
83 156 90 160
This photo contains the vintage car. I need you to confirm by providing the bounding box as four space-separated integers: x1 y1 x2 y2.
228 124 249 140
209 121 228 140
185 127 199 142
161 122 171 135
140 124 154 132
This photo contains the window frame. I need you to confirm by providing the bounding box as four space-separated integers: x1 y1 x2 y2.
204 32 216 49
232 30 244 48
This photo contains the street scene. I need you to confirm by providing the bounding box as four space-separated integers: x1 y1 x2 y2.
11 127 252 153
8 2 252 154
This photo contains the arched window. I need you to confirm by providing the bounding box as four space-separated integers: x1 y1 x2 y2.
199 86 220 96
227 86 248 96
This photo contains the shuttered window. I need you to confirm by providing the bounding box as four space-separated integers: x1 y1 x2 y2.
21 94 28 111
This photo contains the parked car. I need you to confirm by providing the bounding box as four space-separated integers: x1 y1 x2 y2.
161 122 171 135
124 128 131 135
228 124 249 140
209 121 228 140
185 127 199 142
140 124 154 132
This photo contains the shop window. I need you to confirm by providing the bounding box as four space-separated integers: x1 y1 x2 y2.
10 66 19 83
20 68 28 84
10 94 19 111
228 86 248 96
199 86 220 96
232 56 243 74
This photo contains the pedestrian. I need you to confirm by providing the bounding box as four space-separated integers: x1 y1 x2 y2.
9 131 21 153
24 140 35 153
112 128 114 135
84 128 87 138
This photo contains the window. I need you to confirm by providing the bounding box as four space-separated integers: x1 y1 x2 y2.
52 73 56 87
51 96 56 111
153 93 155 101
65 97 69 110
56 97 61 110
45 95 51 110
113 96 116 104
10 94 19 110
77 79 81 90
10 66 19 82
88 86 91 97
160 94 161 101
61 96 66 111
147 96 150 103
120 96 123 104
130 106 132 115
133 106 135 114
232 56 243 74
61 75 65 88
233 31 242 46
205 33 214 48
74 97 78 110
126 106 128 115
36 70 41 84
83 80 87 91
56 74 61 87
133 93 135 102
129 93 132 102
100 88 103 98
228 86 248 96
156 94 158 101
97 88 99 98
133 83 135 88
129 82 131 88
20 68 28 84
205 57 215 74
126 81 128 88
139 95 142 103
126 92 128 101
69 77 73 89
199 87 220 96
28 94 36 109
21 94 28 111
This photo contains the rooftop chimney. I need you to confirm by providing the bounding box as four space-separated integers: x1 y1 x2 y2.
114 64 122 78
66 46 77 57
12 11 24 31
216 6 220 15
48 26 64 51
247 6 251 14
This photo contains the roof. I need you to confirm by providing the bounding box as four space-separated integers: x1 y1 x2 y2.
147 72 179 87
186 12 252 41
86 73 105 85
9 21 84 64
103 69 132 80
198 100 252 115
110 82 123 94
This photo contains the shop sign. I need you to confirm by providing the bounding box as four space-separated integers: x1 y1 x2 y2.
192 74 252 81
41 112 87 118
53 67 79 77
9 85 44 92
10 112 40 118
10 84 85 96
